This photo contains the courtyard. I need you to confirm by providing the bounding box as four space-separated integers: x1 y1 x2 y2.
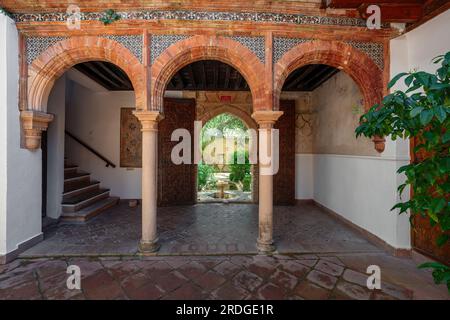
0 0 449 304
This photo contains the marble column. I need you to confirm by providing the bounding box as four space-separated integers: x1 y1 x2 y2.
251 110 283 253
133 110 163 253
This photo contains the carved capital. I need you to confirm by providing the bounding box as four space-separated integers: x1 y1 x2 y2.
20 110 54 150
133 110 164 131
251 110 284 129
372 135 386 153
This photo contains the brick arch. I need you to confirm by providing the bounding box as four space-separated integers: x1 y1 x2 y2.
273 40 383 111
151 35 267 112
27 36 146 112
199 105 257 130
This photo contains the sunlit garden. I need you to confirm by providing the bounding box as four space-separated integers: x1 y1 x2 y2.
197 113 253 202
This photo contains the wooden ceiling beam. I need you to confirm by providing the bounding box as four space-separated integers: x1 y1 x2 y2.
359 3 423 23
79 62 121 89
173 73 185 90
285 65 316 90
213 63 219 89
200 61 207 90
224 65 231 90
235 73 243 90
187 64 196 88
301 66 337 89
94 62 133 89
325 0 424 8
309 68 340 90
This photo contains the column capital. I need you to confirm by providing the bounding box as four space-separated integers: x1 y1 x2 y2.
251 110 283 127
20 110 54 150
133 110 164 131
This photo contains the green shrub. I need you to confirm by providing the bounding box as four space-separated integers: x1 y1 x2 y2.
242 174 252 192
197 164 216 191
229 151 250 183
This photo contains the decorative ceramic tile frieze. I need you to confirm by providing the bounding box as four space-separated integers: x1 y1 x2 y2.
226 36 265 64
150 34 191 64
273 37 312 64
103 34 143 63
273 37 384 70
26 36 67 64
26 35 143 64
345 40 384 70
13 10 381 29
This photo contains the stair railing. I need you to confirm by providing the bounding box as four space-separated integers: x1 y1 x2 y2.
65 130 116 168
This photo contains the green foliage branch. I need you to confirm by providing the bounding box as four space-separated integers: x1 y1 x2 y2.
355 53 450 292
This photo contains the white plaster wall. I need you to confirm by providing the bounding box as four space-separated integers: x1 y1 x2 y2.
313 154 411 249
46 76 66 219
0 16 8 254
387 10 450 159
65 81 141 199
0 15 42 255
295 154 313 200
402 9 450 75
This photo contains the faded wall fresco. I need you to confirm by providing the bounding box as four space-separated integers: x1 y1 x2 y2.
311 72 378 156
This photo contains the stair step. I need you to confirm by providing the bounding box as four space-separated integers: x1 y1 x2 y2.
64 171 90 181
63 181 100 200
62 188 110 212
64 180 99 194
60 197 120 223
64 164 78 170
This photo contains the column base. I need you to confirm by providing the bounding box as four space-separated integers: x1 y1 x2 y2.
138 239 160 253
256 239 276 254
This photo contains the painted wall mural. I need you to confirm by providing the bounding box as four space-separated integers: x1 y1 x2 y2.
120 108 142 167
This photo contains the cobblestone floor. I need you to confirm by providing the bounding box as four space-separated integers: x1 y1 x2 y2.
0 253 447 300
21 202 380 257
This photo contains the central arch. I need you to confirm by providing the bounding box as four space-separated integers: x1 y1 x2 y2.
151 35 267 112
199 105 257 130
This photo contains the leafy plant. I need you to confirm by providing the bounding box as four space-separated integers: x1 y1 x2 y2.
99 9 121 25
419 262 450 291
0 7 13 19
229 151 251 184
356 52 450 292
201 113 248 151
242 174 252 192
197 164 216 191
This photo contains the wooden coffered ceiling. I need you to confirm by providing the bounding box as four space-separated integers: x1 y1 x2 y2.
73 61 133 91
73 60 338 92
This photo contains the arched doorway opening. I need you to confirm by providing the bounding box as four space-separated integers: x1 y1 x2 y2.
275 40 390 245
43 60 136 223
24 36 145 226
198 112 255 203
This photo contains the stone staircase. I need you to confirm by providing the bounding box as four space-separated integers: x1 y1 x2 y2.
61 159 119 223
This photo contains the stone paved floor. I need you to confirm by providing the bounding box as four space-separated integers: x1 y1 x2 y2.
0 253 448 300
8 202 447 300
21 202 380 257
